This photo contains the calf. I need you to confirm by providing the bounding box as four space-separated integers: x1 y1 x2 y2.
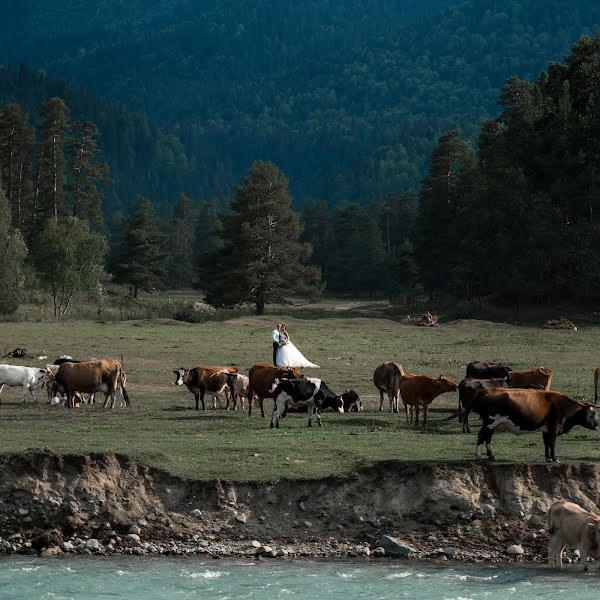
173 366 238 410
471 389 598 462
0 364 50 403
400 374 457 430
270 378 344 428
373 362 405 413
341 389 363 412
548 501 600 571
466 361 512 379
226 373 250 411
508 367 552 390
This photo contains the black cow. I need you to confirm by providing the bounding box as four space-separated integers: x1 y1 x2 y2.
466 361 512 379
471 388 599 462
270 378 344 428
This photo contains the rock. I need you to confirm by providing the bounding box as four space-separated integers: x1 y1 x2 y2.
506 545 524 556
236 515 247 524
277 548 289 557
40 546 61 557
440 547 456 559
129 525 141 535
85 539 102 552
375 535 416 558
127 534 141 544
251 540 261 548
299 502 306 512
138 519 148 527
61 541 74 552
17 507 29 517
31 529 64 551
372 547 386 557
481 504 496 519
304 521 313 528
190 509 202 518
266 550 278 558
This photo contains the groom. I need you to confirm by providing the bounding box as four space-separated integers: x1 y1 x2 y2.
272 323 285 366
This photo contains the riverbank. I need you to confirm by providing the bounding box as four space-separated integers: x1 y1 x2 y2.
0 452 597 564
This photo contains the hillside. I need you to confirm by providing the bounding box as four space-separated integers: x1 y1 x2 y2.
2 1 600 209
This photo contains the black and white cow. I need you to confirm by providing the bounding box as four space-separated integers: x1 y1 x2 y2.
471 388 599 462
270 378 344 428
341 389 363 412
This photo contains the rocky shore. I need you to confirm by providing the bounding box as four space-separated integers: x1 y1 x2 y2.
0 453 598 565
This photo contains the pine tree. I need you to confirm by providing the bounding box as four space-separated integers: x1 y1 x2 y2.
32 98 70 231
0 103 34 230
166 193 198 289
202 161 322 315
0 184 28 315
67 120 110 224
113 197 167 298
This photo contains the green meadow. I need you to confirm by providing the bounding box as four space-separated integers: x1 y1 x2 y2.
0 316 598 480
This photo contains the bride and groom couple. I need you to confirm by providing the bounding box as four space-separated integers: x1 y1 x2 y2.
271 323 319 369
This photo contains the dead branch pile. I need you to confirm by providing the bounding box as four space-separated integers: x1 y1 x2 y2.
544 317 576 330
419 311 439 327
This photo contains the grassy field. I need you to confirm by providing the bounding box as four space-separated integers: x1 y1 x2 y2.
0 316 598 481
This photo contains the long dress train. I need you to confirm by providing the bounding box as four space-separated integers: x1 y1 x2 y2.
276 340 320 368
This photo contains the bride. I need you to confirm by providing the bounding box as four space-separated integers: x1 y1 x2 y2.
276 324 320 369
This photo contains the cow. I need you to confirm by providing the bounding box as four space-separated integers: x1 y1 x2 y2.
341 389 363 412
373 362 405 413
225 373 250 411
270 378 344 428
247 363 303 418
466 361 512 379
595 367 600 403
508 367 553 390
470 389 599 462
52 359 129 409
399 374 457 429
457 378 509 433
0 364 51 404
173 366 238 410
548 501 600 571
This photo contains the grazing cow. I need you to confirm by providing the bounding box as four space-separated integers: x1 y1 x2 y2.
457 378 509 433
508 367 553 390
225 373 250 411
173 366 238 411
247 363 303 417
270 378 344 428
341 389 363 412
52 359 129 409
548 501 600 571
0 364 51 403
470 389 598 462
466 361 512 379
399 374 457 429
373 362 405 413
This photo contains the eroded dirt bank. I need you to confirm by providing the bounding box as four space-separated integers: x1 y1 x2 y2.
0 453 598 562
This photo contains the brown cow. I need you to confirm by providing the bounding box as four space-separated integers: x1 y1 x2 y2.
226 373 250 411
548 501 600 571
173 366 238 410
373 362 405 413
400 374 457 430
247 363 303 417
508 367 552 390
53 359 129 409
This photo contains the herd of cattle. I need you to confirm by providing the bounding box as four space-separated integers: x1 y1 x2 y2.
0 357 598 464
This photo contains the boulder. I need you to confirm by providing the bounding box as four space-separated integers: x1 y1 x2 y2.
506 544 524 556
372 547 386 557
375 535 416 558
31 529 63 551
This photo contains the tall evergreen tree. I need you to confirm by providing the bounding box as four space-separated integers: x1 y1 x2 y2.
67 120 110 224
0 184 28 315
0 103 34 230
113 197 167 298
32 97 70 230
166 193 198 289
202 161 322 315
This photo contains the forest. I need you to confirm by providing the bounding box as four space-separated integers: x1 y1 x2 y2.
1 0 600 212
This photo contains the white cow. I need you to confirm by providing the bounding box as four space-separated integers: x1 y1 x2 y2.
0 364 51 403
226 373 250 410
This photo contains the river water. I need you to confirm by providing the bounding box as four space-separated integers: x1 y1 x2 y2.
2 557 599 599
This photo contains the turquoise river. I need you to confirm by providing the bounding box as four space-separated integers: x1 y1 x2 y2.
2 557 600 599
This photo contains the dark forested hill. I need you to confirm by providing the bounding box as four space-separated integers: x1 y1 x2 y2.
2 0 600 210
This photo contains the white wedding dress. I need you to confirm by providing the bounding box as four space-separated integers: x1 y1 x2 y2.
276 340 320 369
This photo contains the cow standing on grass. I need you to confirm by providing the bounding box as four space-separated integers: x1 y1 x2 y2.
226 373 250 411
52 359 129 409
0 365 51 403
399 374 457 429
470 388 598 462
373 362 405 413
173 366 238 410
